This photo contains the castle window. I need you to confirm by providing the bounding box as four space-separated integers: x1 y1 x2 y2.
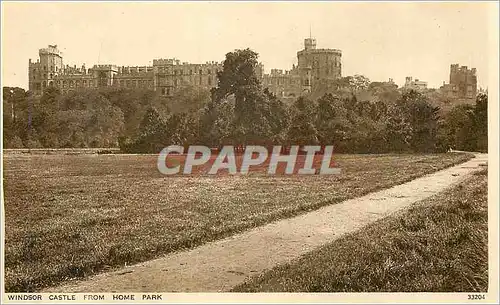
44 65 47 71
33 75 36 79
199 69 202 74
208 70 211 75
162 88 166 95
190 70 193 75
50 73 53 78
83 80 87 86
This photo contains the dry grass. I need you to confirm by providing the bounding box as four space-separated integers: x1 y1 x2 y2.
3 152 473 292
232 168 488 292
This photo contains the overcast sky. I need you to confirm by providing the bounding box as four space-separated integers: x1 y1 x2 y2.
1 1 495 89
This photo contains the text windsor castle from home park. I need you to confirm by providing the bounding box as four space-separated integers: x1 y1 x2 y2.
28 37 478 101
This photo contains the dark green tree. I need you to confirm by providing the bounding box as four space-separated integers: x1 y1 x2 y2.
287 97 318 146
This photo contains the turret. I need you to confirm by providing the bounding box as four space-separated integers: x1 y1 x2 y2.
304 38 316 51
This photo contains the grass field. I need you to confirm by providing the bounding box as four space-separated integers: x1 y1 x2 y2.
232 168 488 292
3 152 473 292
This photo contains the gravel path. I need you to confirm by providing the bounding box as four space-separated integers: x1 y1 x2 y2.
43 153 487 293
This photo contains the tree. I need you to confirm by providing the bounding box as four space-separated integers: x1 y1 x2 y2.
210 48 274 147
3 87 28 147
474 93 488 152
442 104 476 151
287 97 318 146
385 103 413 152
385 90 440 152
265 89 290 144
120 107 168 153
315 93 349 148
349 75 371 93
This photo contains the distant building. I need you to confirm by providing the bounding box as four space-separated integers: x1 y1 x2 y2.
29 37 342 99
29 45 223 96
404 76 428 91
262 37 342 98
440 64 478 100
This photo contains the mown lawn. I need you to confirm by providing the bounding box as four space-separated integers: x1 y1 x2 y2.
3 152 473 292
232 168 488 292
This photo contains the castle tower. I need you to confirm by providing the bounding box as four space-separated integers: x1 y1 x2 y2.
39 45 64 77
33 45 64 91
297 37 342 95
448 63 477 99
29 45 64 94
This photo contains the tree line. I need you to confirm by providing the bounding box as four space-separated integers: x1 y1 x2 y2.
3 49 487 153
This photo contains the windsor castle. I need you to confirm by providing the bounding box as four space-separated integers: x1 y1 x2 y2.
28 37 342 99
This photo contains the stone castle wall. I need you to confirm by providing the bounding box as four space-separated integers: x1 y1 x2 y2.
28 38 342 98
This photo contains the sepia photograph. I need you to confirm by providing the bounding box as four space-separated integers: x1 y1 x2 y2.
1 1 498 304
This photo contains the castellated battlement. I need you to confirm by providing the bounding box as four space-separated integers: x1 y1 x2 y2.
297 48 342 56
29 45 224 96
116 66 154 75
450 64 476 75
28 37 342 100
441 63 478 100
39 45 62 57
153 58 181 66
153 58 221 67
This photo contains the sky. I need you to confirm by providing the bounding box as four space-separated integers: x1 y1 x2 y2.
1 1 496 89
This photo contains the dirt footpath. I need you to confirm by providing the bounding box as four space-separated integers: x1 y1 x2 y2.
43 153 488 293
